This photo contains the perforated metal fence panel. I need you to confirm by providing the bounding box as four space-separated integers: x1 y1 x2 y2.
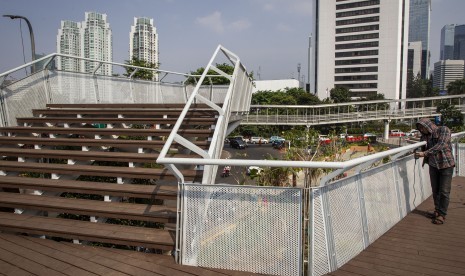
459 144 465 177
181 184 302 276
1 73 48 126
309 156 434 276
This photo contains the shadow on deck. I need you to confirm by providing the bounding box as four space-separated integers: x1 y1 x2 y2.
327 176 465 276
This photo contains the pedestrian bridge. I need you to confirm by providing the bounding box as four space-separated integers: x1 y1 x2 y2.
242 95 465 126
1 45 465 276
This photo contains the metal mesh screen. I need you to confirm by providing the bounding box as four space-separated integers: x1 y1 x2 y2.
459 144 465 176
361 164 401 243
309 189 330 276
181 184 302 276
1 73 48 126
48 71 97 104
325 176 364 267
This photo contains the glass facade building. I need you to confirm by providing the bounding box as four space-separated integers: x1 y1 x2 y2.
408 0 431 79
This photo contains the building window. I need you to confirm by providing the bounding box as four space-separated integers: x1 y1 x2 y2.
336 83 378 89
336 0 380 10
335 75 378 81
336 16 379 26
336 41 379 50
335 58 378 65
336 8 379 18
336 33 379 42
335 50 379 58
336 25 379 34
335 66 378 73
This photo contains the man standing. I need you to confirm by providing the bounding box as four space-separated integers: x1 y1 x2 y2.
415 118 455 225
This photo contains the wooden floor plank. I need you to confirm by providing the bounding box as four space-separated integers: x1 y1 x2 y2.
0 258 34 276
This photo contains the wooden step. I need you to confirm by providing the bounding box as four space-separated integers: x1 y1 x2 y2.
0 212 175 250
46 103 216 109
0 193 176 223
17 117 217 125
0 127 214 137
0 148 194 163
0 161 202 181
0 176 177 200
0 136 210 149
33 109 217 117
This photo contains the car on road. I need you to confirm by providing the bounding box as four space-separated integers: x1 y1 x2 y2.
230 139 247 149
272 140 285 149
269 136 285 143
406 129 420 137
250 137 268 144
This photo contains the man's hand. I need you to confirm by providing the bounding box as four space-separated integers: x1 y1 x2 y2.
414 151 425 159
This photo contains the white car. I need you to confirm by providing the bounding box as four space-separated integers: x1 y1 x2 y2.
250 137 268 144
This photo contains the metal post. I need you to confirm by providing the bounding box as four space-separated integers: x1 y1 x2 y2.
3 15 36 73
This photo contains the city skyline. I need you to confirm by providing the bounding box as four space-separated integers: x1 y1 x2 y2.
1 0 465 81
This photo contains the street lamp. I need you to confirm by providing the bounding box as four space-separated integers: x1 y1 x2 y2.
3 14 36 73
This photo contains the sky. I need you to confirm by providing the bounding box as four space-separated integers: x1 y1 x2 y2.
1 0 464 80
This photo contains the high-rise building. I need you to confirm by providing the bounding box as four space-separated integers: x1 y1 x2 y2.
311 0 409 100
453 25 465 61
408 0 431 79
433 60 465 92
129 17 159 67
56 12 113 76
57 20 82 72
440 24 456 60
408 41 422 78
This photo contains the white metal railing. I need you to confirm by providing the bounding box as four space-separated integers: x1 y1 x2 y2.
176 131 465 275
0 51 246 127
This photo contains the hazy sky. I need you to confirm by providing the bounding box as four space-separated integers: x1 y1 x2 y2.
1 0 464 80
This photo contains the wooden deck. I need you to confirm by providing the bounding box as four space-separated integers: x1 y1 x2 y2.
327 176 465 276
0 232 258 276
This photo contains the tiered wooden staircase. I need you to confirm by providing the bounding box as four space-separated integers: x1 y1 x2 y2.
0 103 217 253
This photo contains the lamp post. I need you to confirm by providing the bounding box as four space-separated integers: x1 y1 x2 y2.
3 14 36 73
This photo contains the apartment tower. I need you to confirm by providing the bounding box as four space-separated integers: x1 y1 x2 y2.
311 0 409 100
57 12 113 76
129 17 159 67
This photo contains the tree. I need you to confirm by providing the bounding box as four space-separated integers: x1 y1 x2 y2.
447 79 465 95
185 63 235 85
285 87 321 105
124 57 158 80
437 102 463 127
330 87 351 103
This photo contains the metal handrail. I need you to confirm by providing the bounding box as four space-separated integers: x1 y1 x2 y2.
0 52 225 81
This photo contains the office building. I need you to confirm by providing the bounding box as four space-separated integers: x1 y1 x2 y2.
57 12 113 76
311 0 409 100
408 41 422 78
433 60 464 92
408 0 431 79
129 17 159 67
440 24 457 60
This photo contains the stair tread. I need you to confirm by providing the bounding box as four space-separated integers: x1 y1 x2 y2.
0 212 174 249
0 176 177 199
0 193 176 223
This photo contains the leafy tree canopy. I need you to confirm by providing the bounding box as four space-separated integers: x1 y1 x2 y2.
330 86 351 103
185 63 235 85
447 78 465 95
124 57 158 80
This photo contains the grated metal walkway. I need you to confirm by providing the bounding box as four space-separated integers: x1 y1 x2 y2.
327 176 465 276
